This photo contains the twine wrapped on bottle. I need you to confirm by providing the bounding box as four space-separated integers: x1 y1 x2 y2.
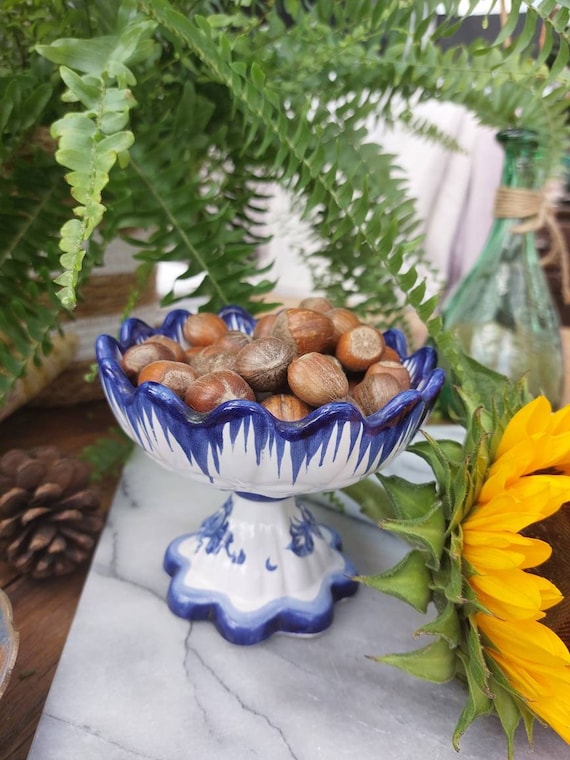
494 185 570 305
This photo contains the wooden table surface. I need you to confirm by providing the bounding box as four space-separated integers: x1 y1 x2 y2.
1 329 569 760
0 400 120 760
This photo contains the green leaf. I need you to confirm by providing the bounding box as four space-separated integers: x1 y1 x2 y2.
37 38 118 73
380 503 446 568
97 131 135 156
408 434 465 485
250 62 265 90
358 550 432 612
58 67 101 108
341 476 398 522
452 651 494 751
372 638 457 683
487 658 537 753
415 600 461 646
377 474 439 522
491 679 523 760
80 427 134 481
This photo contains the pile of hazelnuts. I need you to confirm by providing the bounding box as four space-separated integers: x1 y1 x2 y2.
120 296 411 421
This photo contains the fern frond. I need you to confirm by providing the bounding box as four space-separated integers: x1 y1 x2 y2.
96 82 278 315
138 2 437 327
36 18 156 308
0 158 70 406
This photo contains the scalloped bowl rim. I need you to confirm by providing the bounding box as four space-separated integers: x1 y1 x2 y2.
95 306 445 440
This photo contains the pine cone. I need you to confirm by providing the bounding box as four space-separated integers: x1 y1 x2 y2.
0 446 103 579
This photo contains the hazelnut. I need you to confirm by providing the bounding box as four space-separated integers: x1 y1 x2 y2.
235 336 296 392
298 296 333 313
326 307 361 342
364 360 411 390
138 360 198 399
182 312 228 346
287 352 349 407
261 394 311 421
144 334 186 362
184 370 255 412
121 341 176 383
189 345 237 375
184 346 203 364
335 325 385 372
213 330 252 354
253 313 277 339
271 308 335 355
352 373 402 416
381 345 402 363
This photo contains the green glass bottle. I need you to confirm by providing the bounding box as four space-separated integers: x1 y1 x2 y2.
441 128 564 408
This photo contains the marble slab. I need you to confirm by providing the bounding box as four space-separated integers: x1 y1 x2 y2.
28 427 568 760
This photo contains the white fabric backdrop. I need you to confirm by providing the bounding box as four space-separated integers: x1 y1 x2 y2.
254 101 503 301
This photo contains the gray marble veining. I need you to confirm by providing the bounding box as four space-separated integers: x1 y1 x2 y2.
28 428 568 760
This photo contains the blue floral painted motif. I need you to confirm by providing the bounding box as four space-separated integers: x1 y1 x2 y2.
288 504 324 558
196 500 245 565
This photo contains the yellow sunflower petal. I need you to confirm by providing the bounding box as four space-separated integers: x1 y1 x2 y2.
464 536 551 571
477 615 570 662
551 403 570 437
469 571 562 620
475 615 570 742
539 433 570 473
467 479 568 534
495 396 552 459
505 475 570 512
480 444 536 499
487 397 570 485
465 505 555 535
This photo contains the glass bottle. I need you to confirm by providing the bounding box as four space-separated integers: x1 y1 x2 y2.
441 128 564 409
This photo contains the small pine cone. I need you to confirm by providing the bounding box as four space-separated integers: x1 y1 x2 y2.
0 446 103 579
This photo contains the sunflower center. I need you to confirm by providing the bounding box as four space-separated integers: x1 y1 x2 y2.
523 503 570 649
528 466 565 476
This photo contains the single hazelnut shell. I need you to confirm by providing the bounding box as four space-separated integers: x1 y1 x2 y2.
138 360 198 399
235 336 296 392
189 345 237 375
352 373 402 416
381 345 402 363
287 352 349 407
144 335 186 362
253 313 277 339
213 330 252 354
182 312 228 346
271 308 335 355
298 296 333 313
261 394 311 421
184 346 203 364
121 342 176 383
184 370 255 412
335 325 386 373
326 307 361 342
364 360 411 390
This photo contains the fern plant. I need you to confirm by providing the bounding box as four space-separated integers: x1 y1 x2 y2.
1 0 569 411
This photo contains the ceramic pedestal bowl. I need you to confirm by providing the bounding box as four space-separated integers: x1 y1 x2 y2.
96 306 444 645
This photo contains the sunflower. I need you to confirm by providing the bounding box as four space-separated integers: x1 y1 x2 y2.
345 394 570 757
462 396 570 743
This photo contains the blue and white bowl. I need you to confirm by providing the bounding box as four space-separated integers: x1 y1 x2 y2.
96 306 444 645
